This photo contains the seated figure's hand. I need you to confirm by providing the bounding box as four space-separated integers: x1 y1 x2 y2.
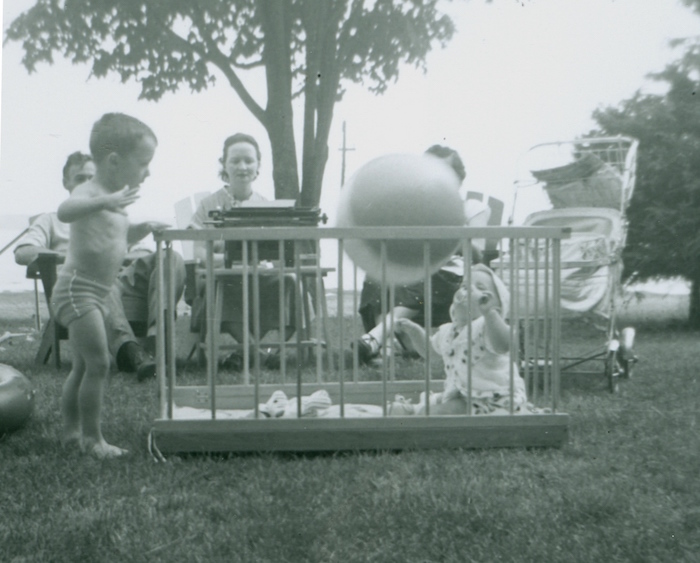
143 221 171 232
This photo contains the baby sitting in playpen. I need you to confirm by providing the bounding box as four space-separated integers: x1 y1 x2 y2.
389 264 527 415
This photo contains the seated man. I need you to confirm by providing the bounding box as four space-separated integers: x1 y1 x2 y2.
14 151 186 380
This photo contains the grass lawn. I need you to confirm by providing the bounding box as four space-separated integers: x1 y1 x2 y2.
1 290 698 562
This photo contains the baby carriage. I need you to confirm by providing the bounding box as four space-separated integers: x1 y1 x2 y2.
494 136 639 392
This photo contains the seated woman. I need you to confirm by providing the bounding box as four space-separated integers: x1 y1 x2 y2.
355 145 491 364
188 133 292 368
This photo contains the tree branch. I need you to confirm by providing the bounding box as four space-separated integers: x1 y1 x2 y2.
188 9 267 125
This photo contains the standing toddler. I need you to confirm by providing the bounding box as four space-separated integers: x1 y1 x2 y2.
52 113 163 458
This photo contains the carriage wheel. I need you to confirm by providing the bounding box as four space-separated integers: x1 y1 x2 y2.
620 357 636 380
619 327 636 380
605 350 619 393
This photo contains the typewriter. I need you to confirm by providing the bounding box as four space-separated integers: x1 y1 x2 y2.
207 203 328 267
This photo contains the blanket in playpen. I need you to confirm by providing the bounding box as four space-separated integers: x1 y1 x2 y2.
171 389 548 420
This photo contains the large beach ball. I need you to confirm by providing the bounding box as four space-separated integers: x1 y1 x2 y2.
336 153 465 284
0 364 35 434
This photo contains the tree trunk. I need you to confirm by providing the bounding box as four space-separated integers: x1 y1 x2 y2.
689 277 700 329
258 0 300 201
299 0 342 209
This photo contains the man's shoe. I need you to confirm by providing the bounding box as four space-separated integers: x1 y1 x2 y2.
352 338 376 365
136 355 157 382
221 352 244 372
116 341 156 381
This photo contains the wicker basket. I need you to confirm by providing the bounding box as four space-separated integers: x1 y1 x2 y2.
532 154 623 209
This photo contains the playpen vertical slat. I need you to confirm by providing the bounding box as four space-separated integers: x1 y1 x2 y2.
380 241 388 416
242 242 250 385
423 241 433 416
389 282 396 382
166 242 177 417
155 241 168 420
551 237 562 412
529 238 536 404
278 240 286 384
532 238 541 405
252 242 261 418
315 239 323 383
541 237 548 405
464 239 473 417
205 240 216 419
522 237 531 408
544 238 552 402
509 237 517 415
352 261 359 382
294 241 303 417
337 238 345 417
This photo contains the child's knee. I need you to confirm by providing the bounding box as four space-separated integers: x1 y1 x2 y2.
83 351 111 374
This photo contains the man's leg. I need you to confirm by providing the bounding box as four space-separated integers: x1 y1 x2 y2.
104 283 155 381
144 252 185 338
118 251 185 342
355 306 419 363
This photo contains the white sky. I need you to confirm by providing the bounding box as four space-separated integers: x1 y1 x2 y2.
1 0 699 229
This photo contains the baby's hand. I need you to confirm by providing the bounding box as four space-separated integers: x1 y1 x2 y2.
474 289 500 316
106 187 140 214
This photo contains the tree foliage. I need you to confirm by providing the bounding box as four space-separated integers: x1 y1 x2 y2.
5 0 455 206
591 64 700 324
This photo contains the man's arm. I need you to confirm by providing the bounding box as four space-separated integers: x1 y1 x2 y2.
14 245 61 266
13 213 66 266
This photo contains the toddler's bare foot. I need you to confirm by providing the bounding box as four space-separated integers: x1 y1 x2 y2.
82 439 129 459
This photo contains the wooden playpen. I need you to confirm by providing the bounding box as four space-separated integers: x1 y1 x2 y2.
149 225 570 456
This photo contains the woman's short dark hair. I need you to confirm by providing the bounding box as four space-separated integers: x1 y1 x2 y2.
219 133 261 181
425 144 466 184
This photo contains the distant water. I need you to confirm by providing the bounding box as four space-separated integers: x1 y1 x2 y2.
0 217 691 295
0 218 364 293
0 216 36 292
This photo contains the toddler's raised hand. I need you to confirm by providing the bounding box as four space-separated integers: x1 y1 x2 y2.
107 186 140 214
